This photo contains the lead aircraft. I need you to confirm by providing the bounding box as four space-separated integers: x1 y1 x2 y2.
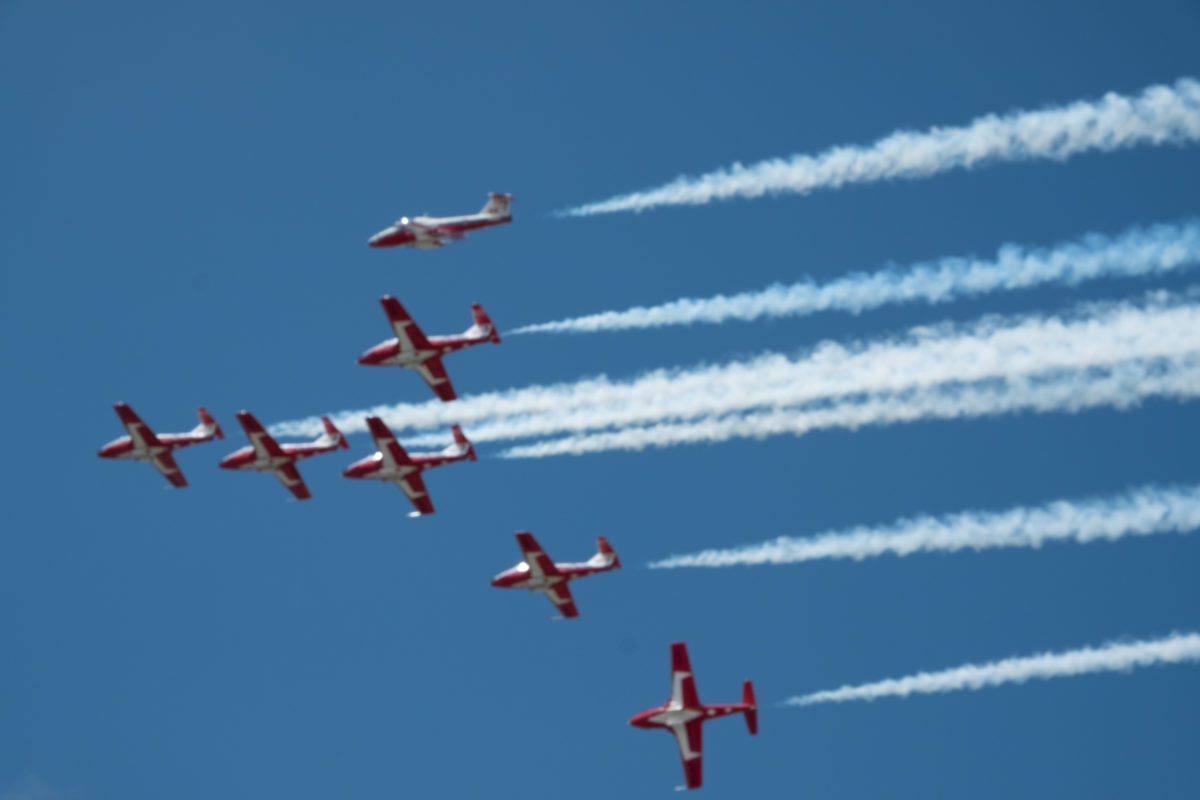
630 642 757 790
490 532 620 618
341 417 475 516
218 412 348 500
357 296 500 401
367 192 513 249
98 403 224 488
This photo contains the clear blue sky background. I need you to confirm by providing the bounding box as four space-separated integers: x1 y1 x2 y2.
3 1 1199 797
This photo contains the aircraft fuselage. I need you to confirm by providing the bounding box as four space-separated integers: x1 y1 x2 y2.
341 446 470 481
490 560 613 590
218 442 336 473
97 433 208 462
356 333 489 368
367 213 511 249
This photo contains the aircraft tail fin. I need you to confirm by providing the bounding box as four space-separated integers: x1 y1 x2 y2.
743 680 758 735
450 424 477 461
588 536 620 569
480 192 513 218
469 303 501 344
318 415 350 450
195 407 224 439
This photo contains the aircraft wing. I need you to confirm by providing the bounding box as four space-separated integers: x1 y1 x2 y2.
515 532 560 579
363 417 432 515
236 412 287 461
543 582 579 619
433 226 466 241
394 470 435 517
114 403 163 450
413 355 457 401
150 451 188 488
408 220 463 242
365 416 415 470
379 297 435 352
670 720 704 790
670 642 703 709
273 463 311 500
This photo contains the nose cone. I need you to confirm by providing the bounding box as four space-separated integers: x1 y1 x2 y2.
342 459 370 479
368 226 413 248
218 454 236 470
97 443 116 459
357 342 394 366
629 710 654 728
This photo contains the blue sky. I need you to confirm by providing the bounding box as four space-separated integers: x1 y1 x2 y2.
2 1 1199 797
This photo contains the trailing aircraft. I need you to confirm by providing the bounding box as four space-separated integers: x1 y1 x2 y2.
490 532 620 618
367 192 513 249
357 296 500 402
341 417 475 516
630 642 757 790
218 412 348 500
97 403 224 488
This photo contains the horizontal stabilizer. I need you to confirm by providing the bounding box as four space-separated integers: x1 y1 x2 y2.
594 536 620 569
743 680 758 735
197 407 224 439
480 192 513 217
470 303 501 344
671 642 692 676
451 424 476 461
321 415 350 449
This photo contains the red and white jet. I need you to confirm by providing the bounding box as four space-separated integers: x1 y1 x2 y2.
367 192 513 249
97 403 224 488
218 412 348 500
357 296 500 402
341 416 475 517
490 532 620 618
630 642 758 791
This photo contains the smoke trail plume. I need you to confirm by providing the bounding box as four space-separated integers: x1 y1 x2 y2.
498 357 1200 458
271 294 1200 443
558 78 1200 216
650 484 1200 568
513 221 1200 334
784 632 1200 707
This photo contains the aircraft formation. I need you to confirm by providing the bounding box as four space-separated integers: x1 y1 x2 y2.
98 192 756 789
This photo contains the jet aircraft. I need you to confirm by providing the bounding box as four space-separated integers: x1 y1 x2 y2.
219 412 348 500
97 403 224 488
357 296 500 402
490 532 620 618
367 192 513 249
630 642 757 790
342 417 475 516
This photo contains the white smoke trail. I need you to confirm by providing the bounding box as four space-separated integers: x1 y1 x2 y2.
649 484 1200 568
452 299 1200 448
271 295 1200 442
784 632 1200 707
498 357 1200 458
512 221 1200 334
558 78 1200 216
